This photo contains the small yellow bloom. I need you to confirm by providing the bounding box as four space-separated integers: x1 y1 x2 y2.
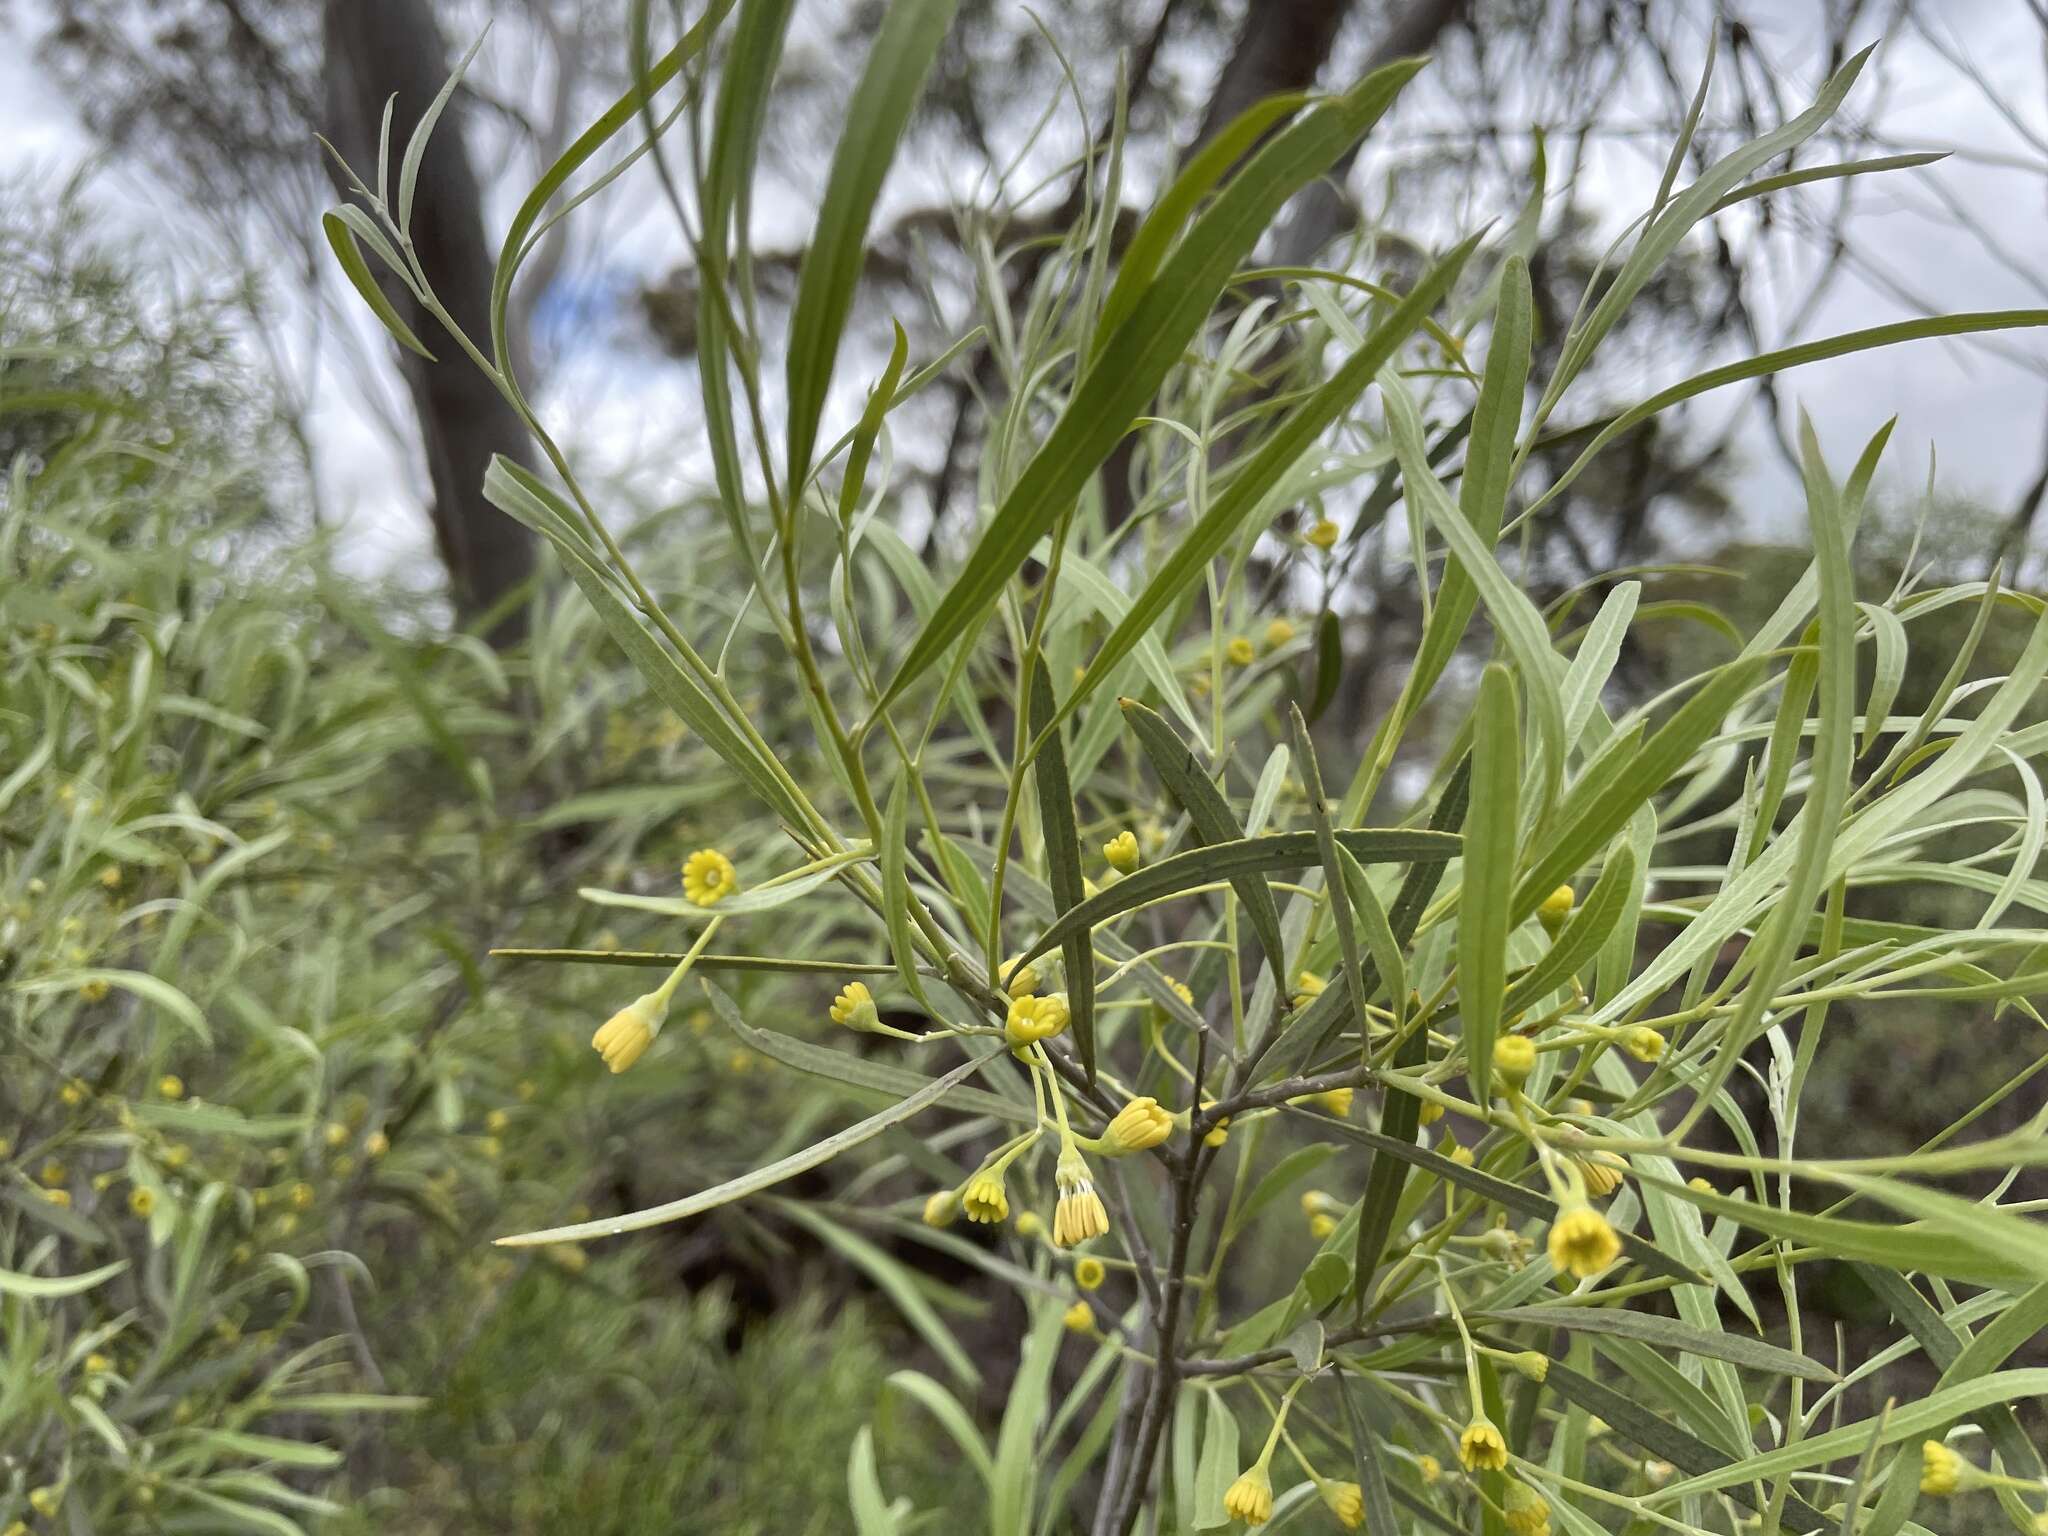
27 1487 60 1519
517 1079 538 1101
1418 1099 1445 1126
99 865 123 889
59 1078 87 1106
483 1108 511 1136
365 1131 390 1159
1306 517 1341 550
1315 1086 1354 1117
1100 1096 1173 1155
680 847 738 907
1504 1479 1551 1536
1459 1418 1509 1472
1322 1480 1364 1529
1688 1176 1716 1194
1620 1026 1665 1063
1309 1212 1337 1240
1053 1149 1109 1248
290 1181 316 1211
1537 884 1576 937
128 1187 156 1218
1920 1439 1964 1496
1075 1256 1106 1291
324 1120 350 1147
1493 1033 1536 1088
1102 830 1140 874
1292 970 1327 1008
163 1143 191 1170
829 981 883 1033
1576 1153 1626 1198
1449 1144 1474 1167
1006 992 1070 1048
80 978 110 1002
922 1190 960 1229
1003 956 1042 999
158 1074 184 1100
1548 1203 1621 1278
43 1187 71 1207
1202 1101 1231 1149
1418 1453 1441 1484
1263 618 1296 651
39 1160 66 1187
592 990 669 1074
962 1172 1010 1224
1014 1210 1044 1239
1225 636 1256 668
1223 1465 1274 1526
1063 1299 1095 1334
85 1352 112 1373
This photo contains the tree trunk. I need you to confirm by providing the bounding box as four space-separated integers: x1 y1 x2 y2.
321 0 535 646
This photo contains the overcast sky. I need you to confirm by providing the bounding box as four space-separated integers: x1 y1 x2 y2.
3 1 2045 582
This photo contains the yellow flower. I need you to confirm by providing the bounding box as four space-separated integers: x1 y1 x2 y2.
1063 1299 1095 1334
1053 1149 1109 1248
1920 1439 1964 1496
324 1120 350 1147
39 1160 66 1187
1305 517 1340 550
1100 1096 1173 1155
1292 970 1326 1008
158 1073 184 1100
1309 1212 1337 1240
592 990 669 1073
1504 1479 1551 1536
1688 1176 1716 1195
80 978 110 1002
290 1181 316 1211
1263 618 1296 651
85 1352 112 1374
922 1190 960 1228
1102 830 1141 874
128 1187 156 1218
484 1108 511 1135
1006 992 1070 1048
1223 1465 1274 1526
1322 1480 1364 1529
364 1131 390 1159
59 1078 87 1106
1418 1453 1441 1484
830 981 883 1033
1493 1033 1536 1088
1315 1086 1354 1117
1537 884 1576 937
962 1172 1010 1224
1547 1203 1621 1278
162 1143 191 1171
1449 1144 1474 1166
99 865 123 889
680 847 738 907
1418 1099 1445 1125
1460 1418 1509 1472
1014 1210 1044 1239
1620 1026 1665 1063
1576 1153 1626 1198
43 1188 71 1208
1075 1256 1106 1291
27 1487 60 1519
1003 956 1042 999
1225 636 1256 668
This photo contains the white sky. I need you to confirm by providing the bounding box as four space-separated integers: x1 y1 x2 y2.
2 1 2045 581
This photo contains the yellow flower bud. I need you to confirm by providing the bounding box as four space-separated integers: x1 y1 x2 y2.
85 1353 112 1374
1537 884 1576 937
43 1188 70 1208
1322 1479 1364 1529
1920 1439 1965 1496
1547 1203 1621 1278
1493 1033 1537 1088
1505 1349 1550 1383
39 1160 66 1187
1459 1418 1509 1471
1309 1212 1337 1240
1225 636 1257 668
1687 1175 1716 1195
1102 830 1140 874
1418 1099 1445 1125
1003 956 1042 999
1417 1453 1441 1484
1292 970 1327 1008
829 980 883 1033
59 1079 87 1106
1264 618 1296 651
290 1181 316 1211
592 990 669 1073
1100 1096 1173 1155
128 1187 155 1218
158 1074 184 1100
1576 1153 1627 1198
680 847 738 907
1620 1026 1665 1063
1306 517 1340 550
1504 1478 1551 1536
27 1487 60 1519
365 1131 390 1159
1075 1256 1106 1291
323 1120 350 1147
1063 1299 1095 1334
1222 1466 1274 1526
922 1190 960 1229
1315 1086 1354 1117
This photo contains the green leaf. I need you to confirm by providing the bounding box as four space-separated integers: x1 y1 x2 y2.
1475 1305 1834 1380
1291 704 1368 1045
1118 700 1288 994
878 58 1428 714
321 211 433 359
784 0 959 493
847 1425 898 1536
883 1370 996 1485
1029 664 1095 1080
879 776 935 1013
1192 1388 1243 1528
497 1026 1005 1245
396 30 488 235
1462 663 1521 1106
776 1201 980 1389
0 1257 128 1299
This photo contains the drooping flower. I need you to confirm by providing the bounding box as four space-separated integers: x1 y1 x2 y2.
829 981 882 1033
962 1172 1010 1224
1547 1203 1622 1278
1504 1478 1552 1536
1321 1480 1364 1530
1102 830 1141 873
1576 1153 1627 1198
1460 1418 1509 1472
1920 1440 1965 1496
1063 1299 1096 1333
592 990 669 1073
1099 1096 1173 1155
1222 1465 1274 1526
1315 1086 1354 1117
680 847 738 907
1053 1148 1109 1248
